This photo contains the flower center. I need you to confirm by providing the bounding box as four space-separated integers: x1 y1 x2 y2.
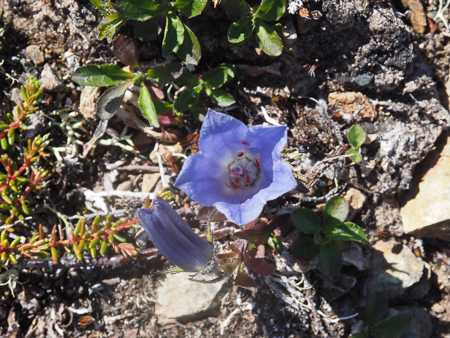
225 151 261 191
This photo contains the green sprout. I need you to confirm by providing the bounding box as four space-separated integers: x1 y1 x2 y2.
291 196 369 278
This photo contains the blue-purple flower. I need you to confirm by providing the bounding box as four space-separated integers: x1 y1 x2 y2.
136 198 213 272
175 109 297 225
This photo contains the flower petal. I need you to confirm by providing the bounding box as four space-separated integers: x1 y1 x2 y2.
175 110 297 226
136 198 213 271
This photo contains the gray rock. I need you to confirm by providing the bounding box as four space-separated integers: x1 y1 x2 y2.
25 45 44 66
401 136 450 241
369 241 426 299
40 64 68 92
155 273 230 323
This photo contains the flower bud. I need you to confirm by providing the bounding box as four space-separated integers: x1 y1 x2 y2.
136 198 213 272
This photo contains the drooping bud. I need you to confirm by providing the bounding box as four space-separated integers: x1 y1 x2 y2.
136 198 213 272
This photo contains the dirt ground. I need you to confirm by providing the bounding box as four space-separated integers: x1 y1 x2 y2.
1 0 450 337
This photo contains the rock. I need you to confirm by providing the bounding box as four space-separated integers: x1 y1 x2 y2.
401 136 450 241
343 188 367 220
150 143 183 164
141 173 160 193
25 45 44 66
116 180 133 191
320 273 356 301
79 86 101 122
400 0 427 33
431 303 445 314
342 242 369 271
155 273 230 323
369 241 425 299
10 88 23 106
40 64 68 92
328 91 376 122
388 307 432 338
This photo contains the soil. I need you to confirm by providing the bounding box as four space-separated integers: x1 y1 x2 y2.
0 0 450 337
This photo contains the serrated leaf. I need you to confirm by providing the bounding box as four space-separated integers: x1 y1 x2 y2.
117 0 166 21
223 0 250 16
202 64 235 88
349 149 362 163
106 19 124 43
320 243 342 278
146 63 183 84
255 20 282 56
97 79 134 120
292 236 319 261
369 314 411 338
291 208 321 234
326 222 369 245
322 196 349 233
208 88 235 106
228 16 255 43
173 0 208 18
177 24 201 65
112 35 139 68
98 18 125 42
162 12 185 57
348 124 366 149
255 0 286 21
139 85 160 128
72 65 135 87
173 85 202 113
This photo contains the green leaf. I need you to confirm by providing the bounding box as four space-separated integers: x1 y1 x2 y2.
177 69 199 87
314 231 329 245
348 124 366 149
153 99 173 115
319 243 342 278
162 12 185 57
291 208 321 234
97 79 134 120
208 88 235 107
173 0 208 18
322 196 349 233
146 63 184 84
117 0 166 21
255 0 286 21
369 314 411 338
177 24 201 65
365 292 389 325
223 0 250 16
326 222 369 245
98 18 125 42
173 85 202 113
72 65 134 87
349 149 362 163
90 0 103 8
292 236 320 261
202 64 235 88
228 16 255 43
139 85 160 128
254 20 282 56
350 328 369 338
